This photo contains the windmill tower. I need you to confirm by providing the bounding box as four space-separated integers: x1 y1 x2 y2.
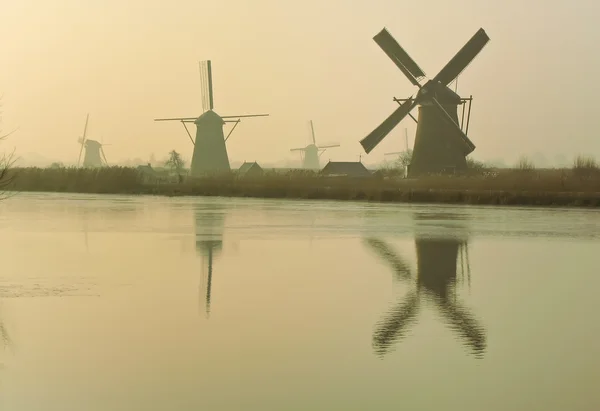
155 60 269 177
360 27 490 177
290 120 341 170
77 114 109 168
194 204 226 318
363 212 485 358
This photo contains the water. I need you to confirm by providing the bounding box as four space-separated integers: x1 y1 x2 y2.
0 193 599 410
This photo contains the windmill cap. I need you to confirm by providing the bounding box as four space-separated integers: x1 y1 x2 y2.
417 80 462 105
195 110 223 124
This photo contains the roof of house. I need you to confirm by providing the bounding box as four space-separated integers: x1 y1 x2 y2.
137 164 159 175
238 161 263 174
321 161 372 177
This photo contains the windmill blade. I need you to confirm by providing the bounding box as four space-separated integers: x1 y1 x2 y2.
360 97 417 154
77 113 89 167
318 144 340 149
363 237 412 281
433 28 490 86
309 120 316 144
206 60 214 110
221 114 269 119
199 60 215 112
430 97 475 154
373 28 426 86
82 113 89 141
155 117 198 122
100 146 108 166
290 148 307 152
199 61 207 112
373 290 420 356
433 296 486 356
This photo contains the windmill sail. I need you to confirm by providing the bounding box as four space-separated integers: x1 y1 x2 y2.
199 60 214 112
77 113 89 167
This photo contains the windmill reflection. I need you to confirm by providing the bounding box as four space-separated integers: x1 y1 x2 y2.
0 302 11 370
364 212 486 358
194 204 227 318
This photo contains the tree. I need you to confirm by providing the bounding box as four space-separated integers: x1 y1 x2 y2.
165 150 185 174
0 95 17 196
394 149 413 169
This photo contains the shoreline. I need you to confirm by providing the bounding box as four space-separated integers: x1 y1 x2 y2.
9 186 600 208
4 166 600 208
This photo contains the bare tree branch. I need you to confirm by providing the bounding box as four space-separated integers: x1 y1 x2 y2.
0 94 18 199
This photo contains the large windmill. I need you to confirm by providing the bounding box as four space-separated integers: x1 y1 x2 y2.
155 60 269 177
290 120 340 170
360 27 490 177
363 212 486 358
77 114 109 168
194 203 227 318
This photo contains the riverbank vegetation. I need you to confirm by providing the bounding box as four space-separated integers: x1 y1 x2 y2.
3 155 600 207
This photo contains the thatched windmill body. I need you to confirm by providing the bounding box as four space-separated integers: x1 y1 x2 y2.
77 114 109 168
360 27 490 177
155 61 269 177
364 212 486 358
290 120 340 170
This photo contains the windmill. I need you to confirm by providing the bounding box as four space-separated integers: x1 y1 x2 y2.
384 128 410 158
363 212 486 358
360 27 490 177
155 60 269 177
290 120 340 170
194 203 226 318
77 114 109 168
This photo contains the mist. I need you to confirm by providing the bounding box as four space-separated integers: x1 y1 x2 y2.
1 0 599 168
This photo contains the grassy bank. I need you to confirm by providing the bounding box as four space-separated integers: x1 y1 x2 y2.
4 165 600 207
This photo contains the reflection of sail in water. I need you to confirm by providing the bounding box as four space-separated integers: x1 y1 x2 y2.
364 212 486 358
194 204 226 318
0 301 11 369
82 209 89 252
0 315 9 349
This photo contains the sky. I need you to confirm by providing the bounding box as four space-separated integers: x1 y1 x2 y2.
1 0 599 167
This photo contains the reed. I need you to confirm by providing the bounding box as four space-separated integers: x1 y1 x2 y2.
4 165 600 207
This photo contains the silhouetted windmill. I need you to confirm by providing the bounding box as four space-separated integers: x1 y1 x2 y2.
194 204 226 318
77 114 109 168
360 27 490 177
155 60 269 176
364 212 485 358
290 120 341 170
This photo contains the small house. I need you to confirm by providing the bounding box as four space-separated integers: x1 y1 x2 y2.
136 163 163 183
237 162 264 177
320 161 372 177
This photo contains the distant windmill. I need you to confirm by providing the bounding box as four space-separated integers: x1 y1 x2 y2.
363 212 485 358
384 128 411 159
290 120 340 170
77 114 109 168
155 60 269 176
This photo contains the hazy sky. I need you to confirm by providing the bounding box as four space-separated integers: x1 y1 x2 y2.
1 0 599 166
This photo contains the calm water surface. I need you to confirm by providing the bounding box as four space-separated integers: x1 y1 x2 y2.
0 193 599 410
